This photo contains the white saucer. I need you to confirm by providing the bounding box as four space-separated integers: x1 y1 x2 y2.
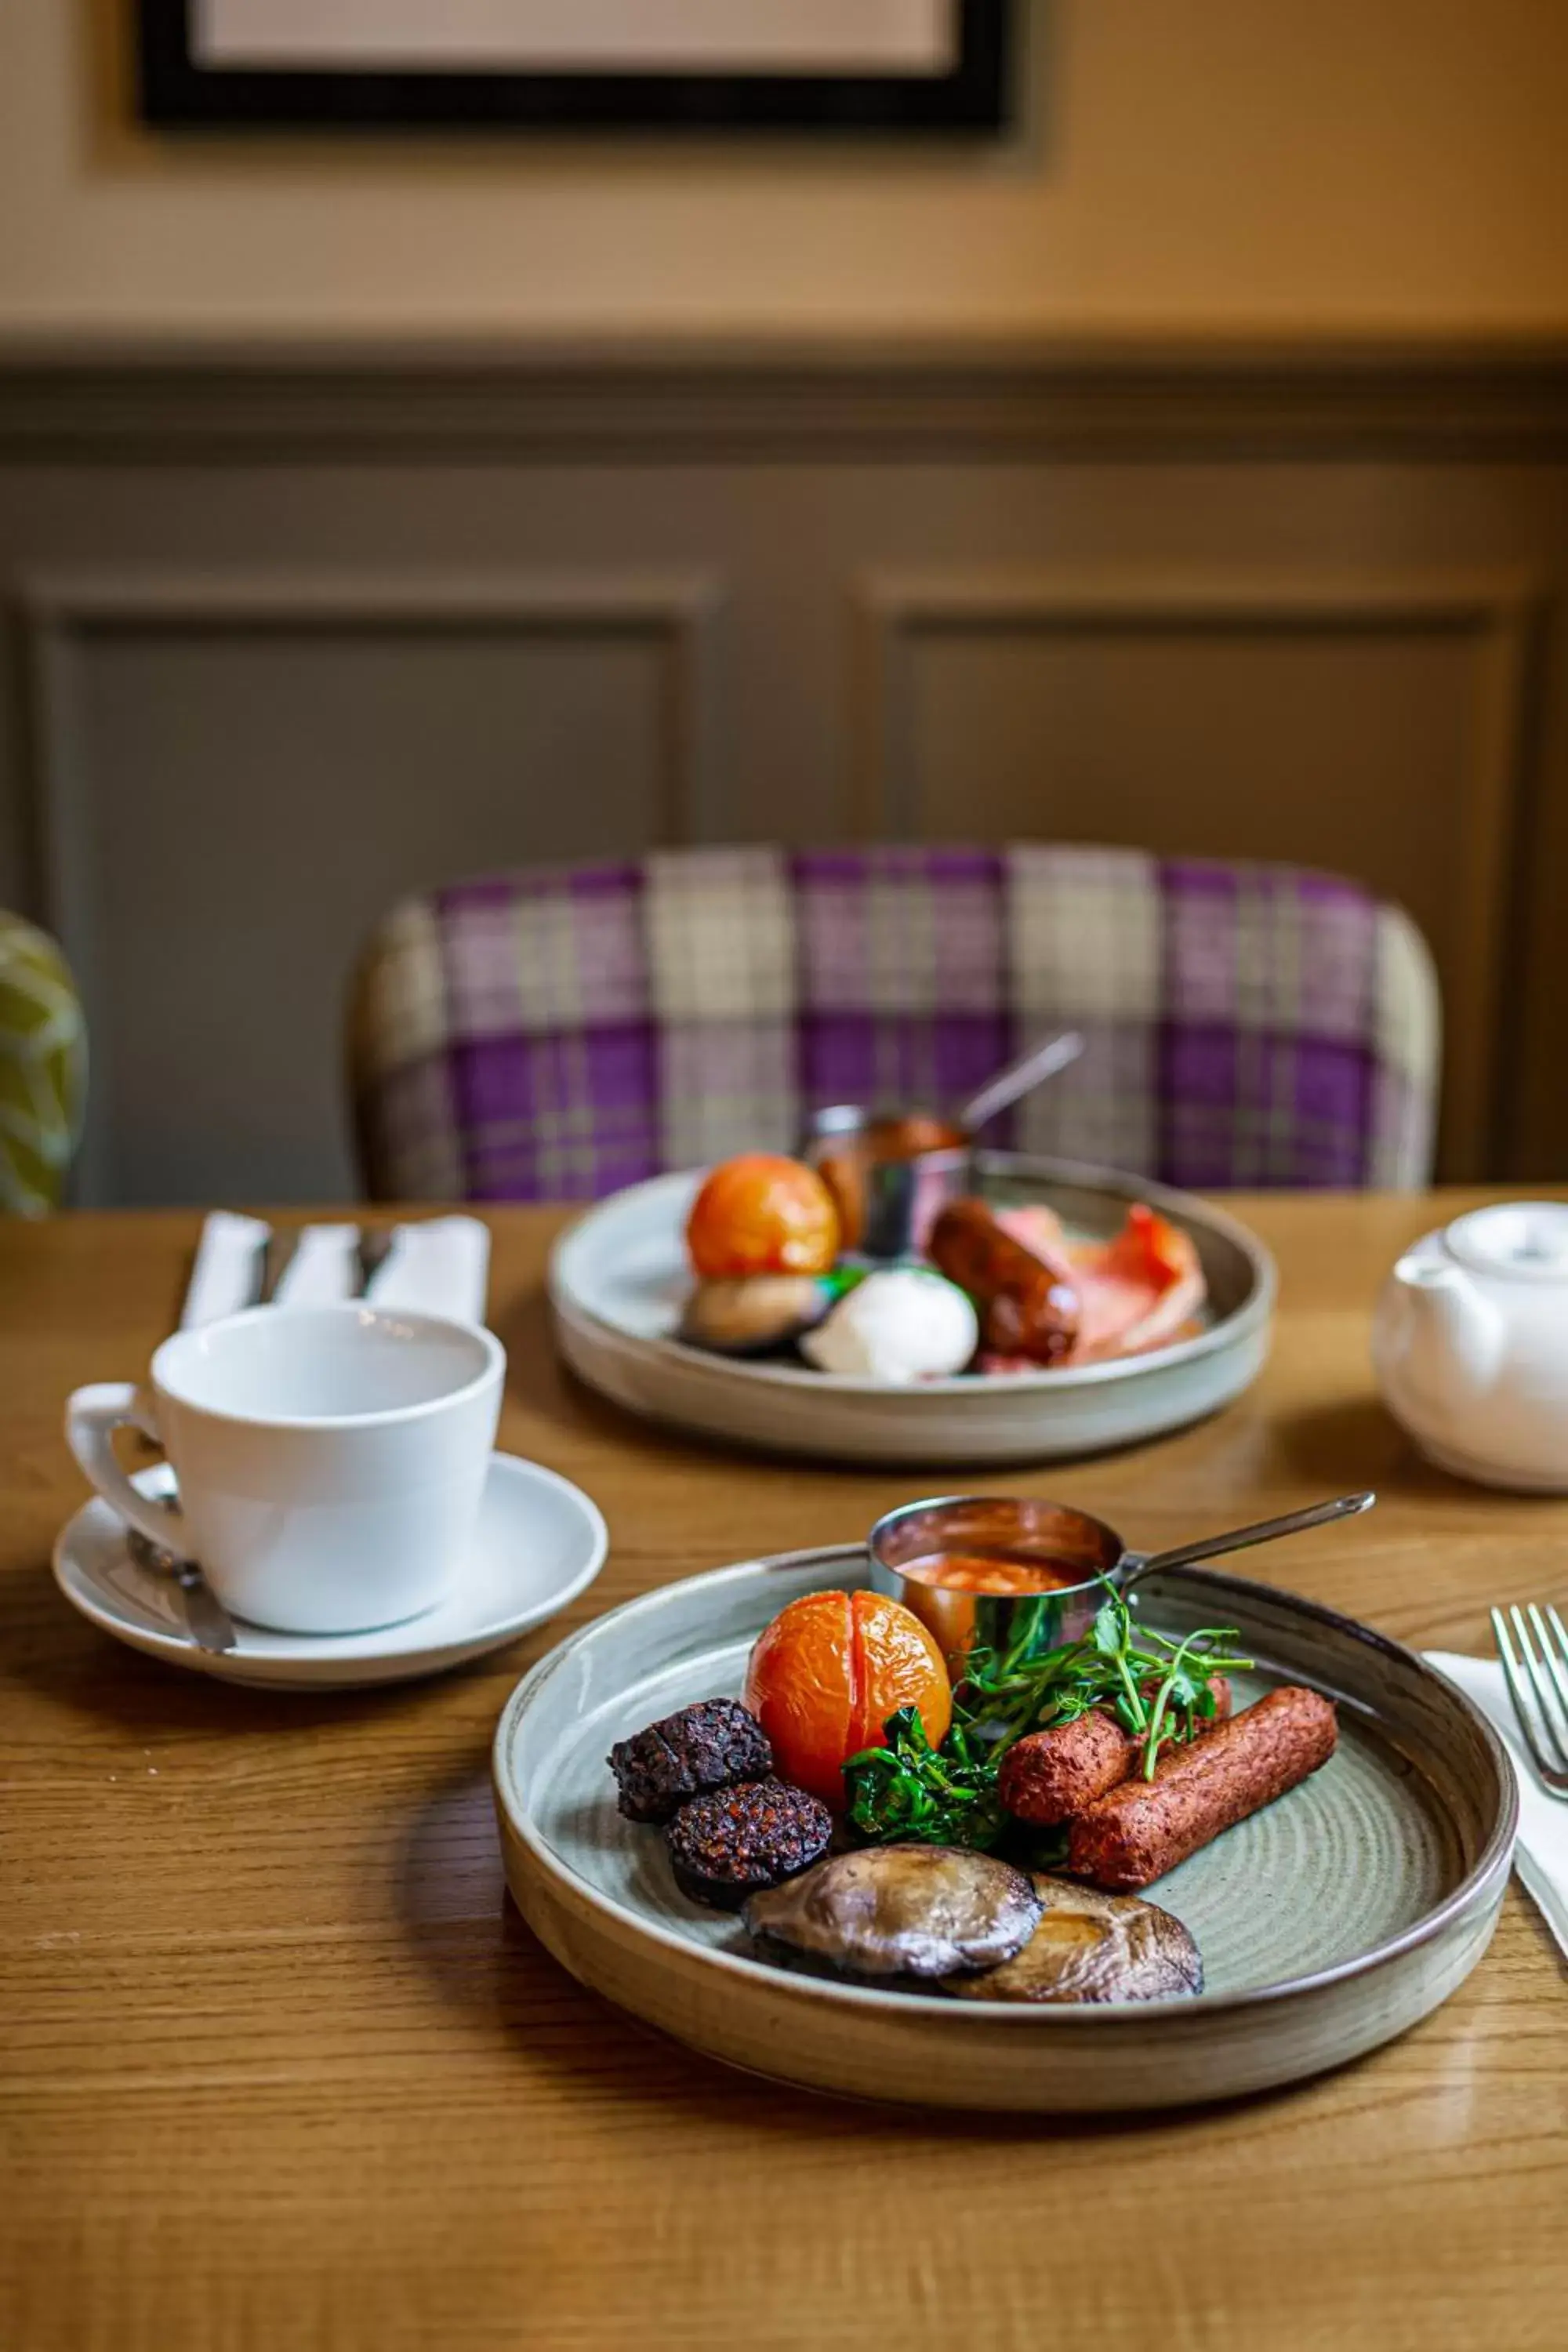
52 1453 608 1689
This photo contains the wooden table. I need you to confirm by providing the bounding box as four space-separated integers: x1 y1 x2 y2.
2 1196 1566 2352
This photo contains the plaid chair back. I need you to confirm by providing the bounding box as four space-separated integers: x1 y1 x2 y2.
350 845 1439 1202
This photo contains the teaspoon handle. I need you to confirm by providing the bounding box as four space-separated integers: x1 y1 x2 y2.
956 1030 1085 1134
1128 1491 1376 1583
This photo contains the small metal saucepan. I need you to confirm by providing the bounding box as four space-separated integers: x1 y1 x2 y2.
868 1490 1375 1675
804 1030 1084 1261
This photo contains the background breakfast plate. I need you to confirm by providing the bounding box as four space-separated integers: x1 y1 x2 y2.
54 1455 607 1689
493 1548 1516 2112
549 1153 1276 1465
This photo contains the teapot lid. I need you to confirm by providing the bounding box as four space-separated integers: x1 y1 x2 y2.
1445 1201 1568 1280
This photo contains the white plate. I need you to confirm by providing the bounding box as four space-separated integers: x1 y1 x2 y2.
549 1154 1276 1465
492 1548 1515 2113
53 1453 607 1689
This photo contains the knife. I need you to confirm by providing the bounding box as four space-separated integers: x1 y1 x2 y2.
256 1228 297 1305
354 1225 396 1298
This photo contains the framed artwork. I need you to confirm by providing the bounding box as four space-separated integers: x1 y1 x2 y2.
137 2 1013 136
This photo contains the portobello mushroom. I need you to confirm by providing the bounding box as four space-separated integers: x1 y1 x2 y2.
744 1844 1040 1980
942 1875 1202 2004
678 1275 832 1358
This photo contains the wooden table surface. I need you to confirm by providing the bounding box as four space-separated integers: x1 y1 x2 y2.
2 1195 1566 2352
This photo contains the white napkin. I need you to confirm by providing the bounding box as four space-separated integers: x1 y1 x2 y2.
273 1223 361 1306
180 1210 270 1327
372 1217 490 1324
180 1214 490 1329
1424 1650 1568 1963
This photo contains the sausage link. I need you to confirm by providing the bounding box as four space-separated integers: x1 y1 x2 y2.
1066 1686 1337 1890
927 1199 1080 1364
997 1677 1233 1827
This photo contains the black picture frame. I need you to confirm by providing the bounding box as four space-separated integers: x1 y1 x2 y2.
137 3 1013 136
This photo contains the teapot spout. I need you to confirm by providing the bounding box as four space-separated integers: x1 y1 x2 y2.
1385 1254 1506 1409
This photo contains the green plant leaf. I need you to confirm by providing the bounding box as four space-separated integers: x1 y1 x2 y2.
1090 1603 1125 1658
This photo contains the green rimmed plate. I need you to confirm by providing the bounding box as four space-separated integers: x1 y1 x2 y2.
492 1549 1516 2112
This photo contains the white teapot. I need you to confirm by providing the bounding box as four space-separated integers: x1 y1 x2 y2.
1372 1202 1568 1490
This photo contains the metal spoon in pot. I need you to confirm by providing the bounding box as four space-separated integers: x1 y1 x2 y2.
808 1029 1087 1259
1120 1491 1377 1588
869 1490 1376 1671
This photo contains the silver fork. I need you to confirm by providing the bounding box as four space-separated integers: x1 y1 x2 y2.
1491 1602 1568 1799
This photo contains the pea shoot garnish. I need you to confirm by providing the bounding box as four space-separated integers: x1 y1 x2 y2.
841 1585 1253 1846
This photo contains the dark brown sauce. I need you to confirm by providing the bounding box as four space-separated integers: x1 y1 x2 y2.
896 1549 1084 1596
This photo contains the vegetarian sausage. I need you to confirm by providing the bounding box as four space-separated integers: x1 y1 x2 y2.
1066 1686 1337 1890
927 1198 1080 1364
998 1678 1234 1827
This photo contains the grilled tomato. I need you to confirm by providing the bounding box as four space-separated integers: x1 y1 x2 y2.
685 1153 840 1279
742 1589 952 1808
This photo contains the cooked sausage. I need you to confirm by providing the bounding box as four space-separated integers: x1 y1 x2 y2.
1066 1686 1337 1890
927 1198 1080 1364
998 1677 1234 1827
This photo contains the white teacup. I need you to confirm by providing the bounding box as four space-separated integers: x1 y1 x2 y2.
64 1305 505 1635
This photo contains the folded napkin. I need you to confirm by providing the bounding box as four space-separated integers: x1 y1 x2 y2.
1424 1650 1568 1963
180 1212 490 1330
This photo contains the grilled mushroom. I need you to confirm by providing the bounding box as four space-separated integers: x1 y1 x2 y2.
942 1875 1202 2004
744 1844 1040 1980
678 1275 833 1358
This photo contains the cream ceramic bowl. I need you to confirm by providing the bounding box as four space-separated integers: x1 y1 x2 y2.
493 1548 1515 2113
549 1154 1276 1466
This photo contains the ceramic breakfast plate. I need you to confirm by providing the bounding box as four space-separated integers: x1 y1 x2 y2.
492 1548 1516 2112
549 1153 1275 1465
54 1454 607 1690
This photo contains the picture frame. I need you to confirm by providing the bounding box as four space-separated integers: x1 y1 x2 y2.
136 2 1014 137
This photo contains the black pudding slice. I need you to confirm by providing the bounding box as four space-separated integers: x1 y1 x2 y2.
609 1697 773 1825
665 1780 833 1911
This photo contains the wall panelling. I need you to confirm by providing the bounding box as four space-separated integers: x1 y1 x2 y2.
2 340 1565 1201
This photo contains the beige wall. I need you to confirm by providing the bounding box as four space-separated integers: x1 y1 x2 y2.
2 1 1567 340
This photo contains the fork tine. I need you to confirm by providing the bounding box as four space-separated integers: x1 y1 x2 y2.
1512 1606 1568 1772
1493 1602 1531 1720
1494 1606 1550 1780
1527 1602 1568 1743
1492 1605 1568 1796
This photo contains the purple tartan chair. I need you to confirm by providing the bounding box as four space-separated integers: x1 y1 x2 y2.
349 845 1439 1203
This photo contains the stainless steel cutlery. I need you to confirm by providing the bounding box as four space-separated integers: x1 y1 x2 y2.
240 1222 395 1308
354 1225 396 1298
1492 1601 1568 1799
127 1519 238 1654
